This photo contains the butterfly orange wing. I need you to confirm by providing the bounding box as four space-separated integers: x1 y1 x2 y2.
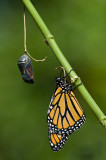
48 130 70 152
47 87 85 135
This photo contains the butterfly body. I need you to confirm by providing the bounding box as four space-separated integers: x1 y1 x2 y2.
47 77 86 152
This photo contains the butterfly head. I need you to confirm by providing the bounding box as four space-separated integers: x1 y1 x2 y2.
56 77 65 86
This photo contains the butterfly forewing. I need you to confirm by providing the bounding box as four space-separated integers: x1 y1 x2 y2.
47 88 85 135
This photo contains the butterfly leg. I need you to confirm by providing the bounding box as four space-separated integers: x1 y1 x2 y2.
70 82 82 91
64 68 74 78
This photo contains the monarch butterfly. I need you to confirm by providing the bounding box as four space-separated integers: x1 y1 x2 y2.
18 53 34 83
47 69 86 152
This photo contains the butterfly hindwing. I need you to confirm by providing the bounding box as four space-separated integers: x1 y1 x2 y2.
48 130 70 152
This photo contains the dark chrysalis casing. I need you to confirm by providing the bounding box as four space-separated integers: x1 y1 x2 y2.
17 54 34 83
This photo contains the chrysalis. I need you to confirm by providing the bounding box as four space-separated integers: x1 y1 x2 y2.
17 54 34 83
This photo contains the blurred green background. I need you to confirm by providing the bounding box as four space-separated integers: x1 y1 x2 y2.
0 0 106 160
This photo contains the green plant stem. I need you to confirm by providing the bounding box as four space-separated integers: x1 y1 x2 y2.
22 0 106 127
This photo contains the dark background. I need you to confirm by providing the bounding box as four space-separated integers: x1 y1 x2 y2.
0 0 106 160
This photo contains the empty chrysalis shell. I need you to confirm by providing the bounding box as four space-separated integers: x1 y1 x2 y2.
17 54 34 83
